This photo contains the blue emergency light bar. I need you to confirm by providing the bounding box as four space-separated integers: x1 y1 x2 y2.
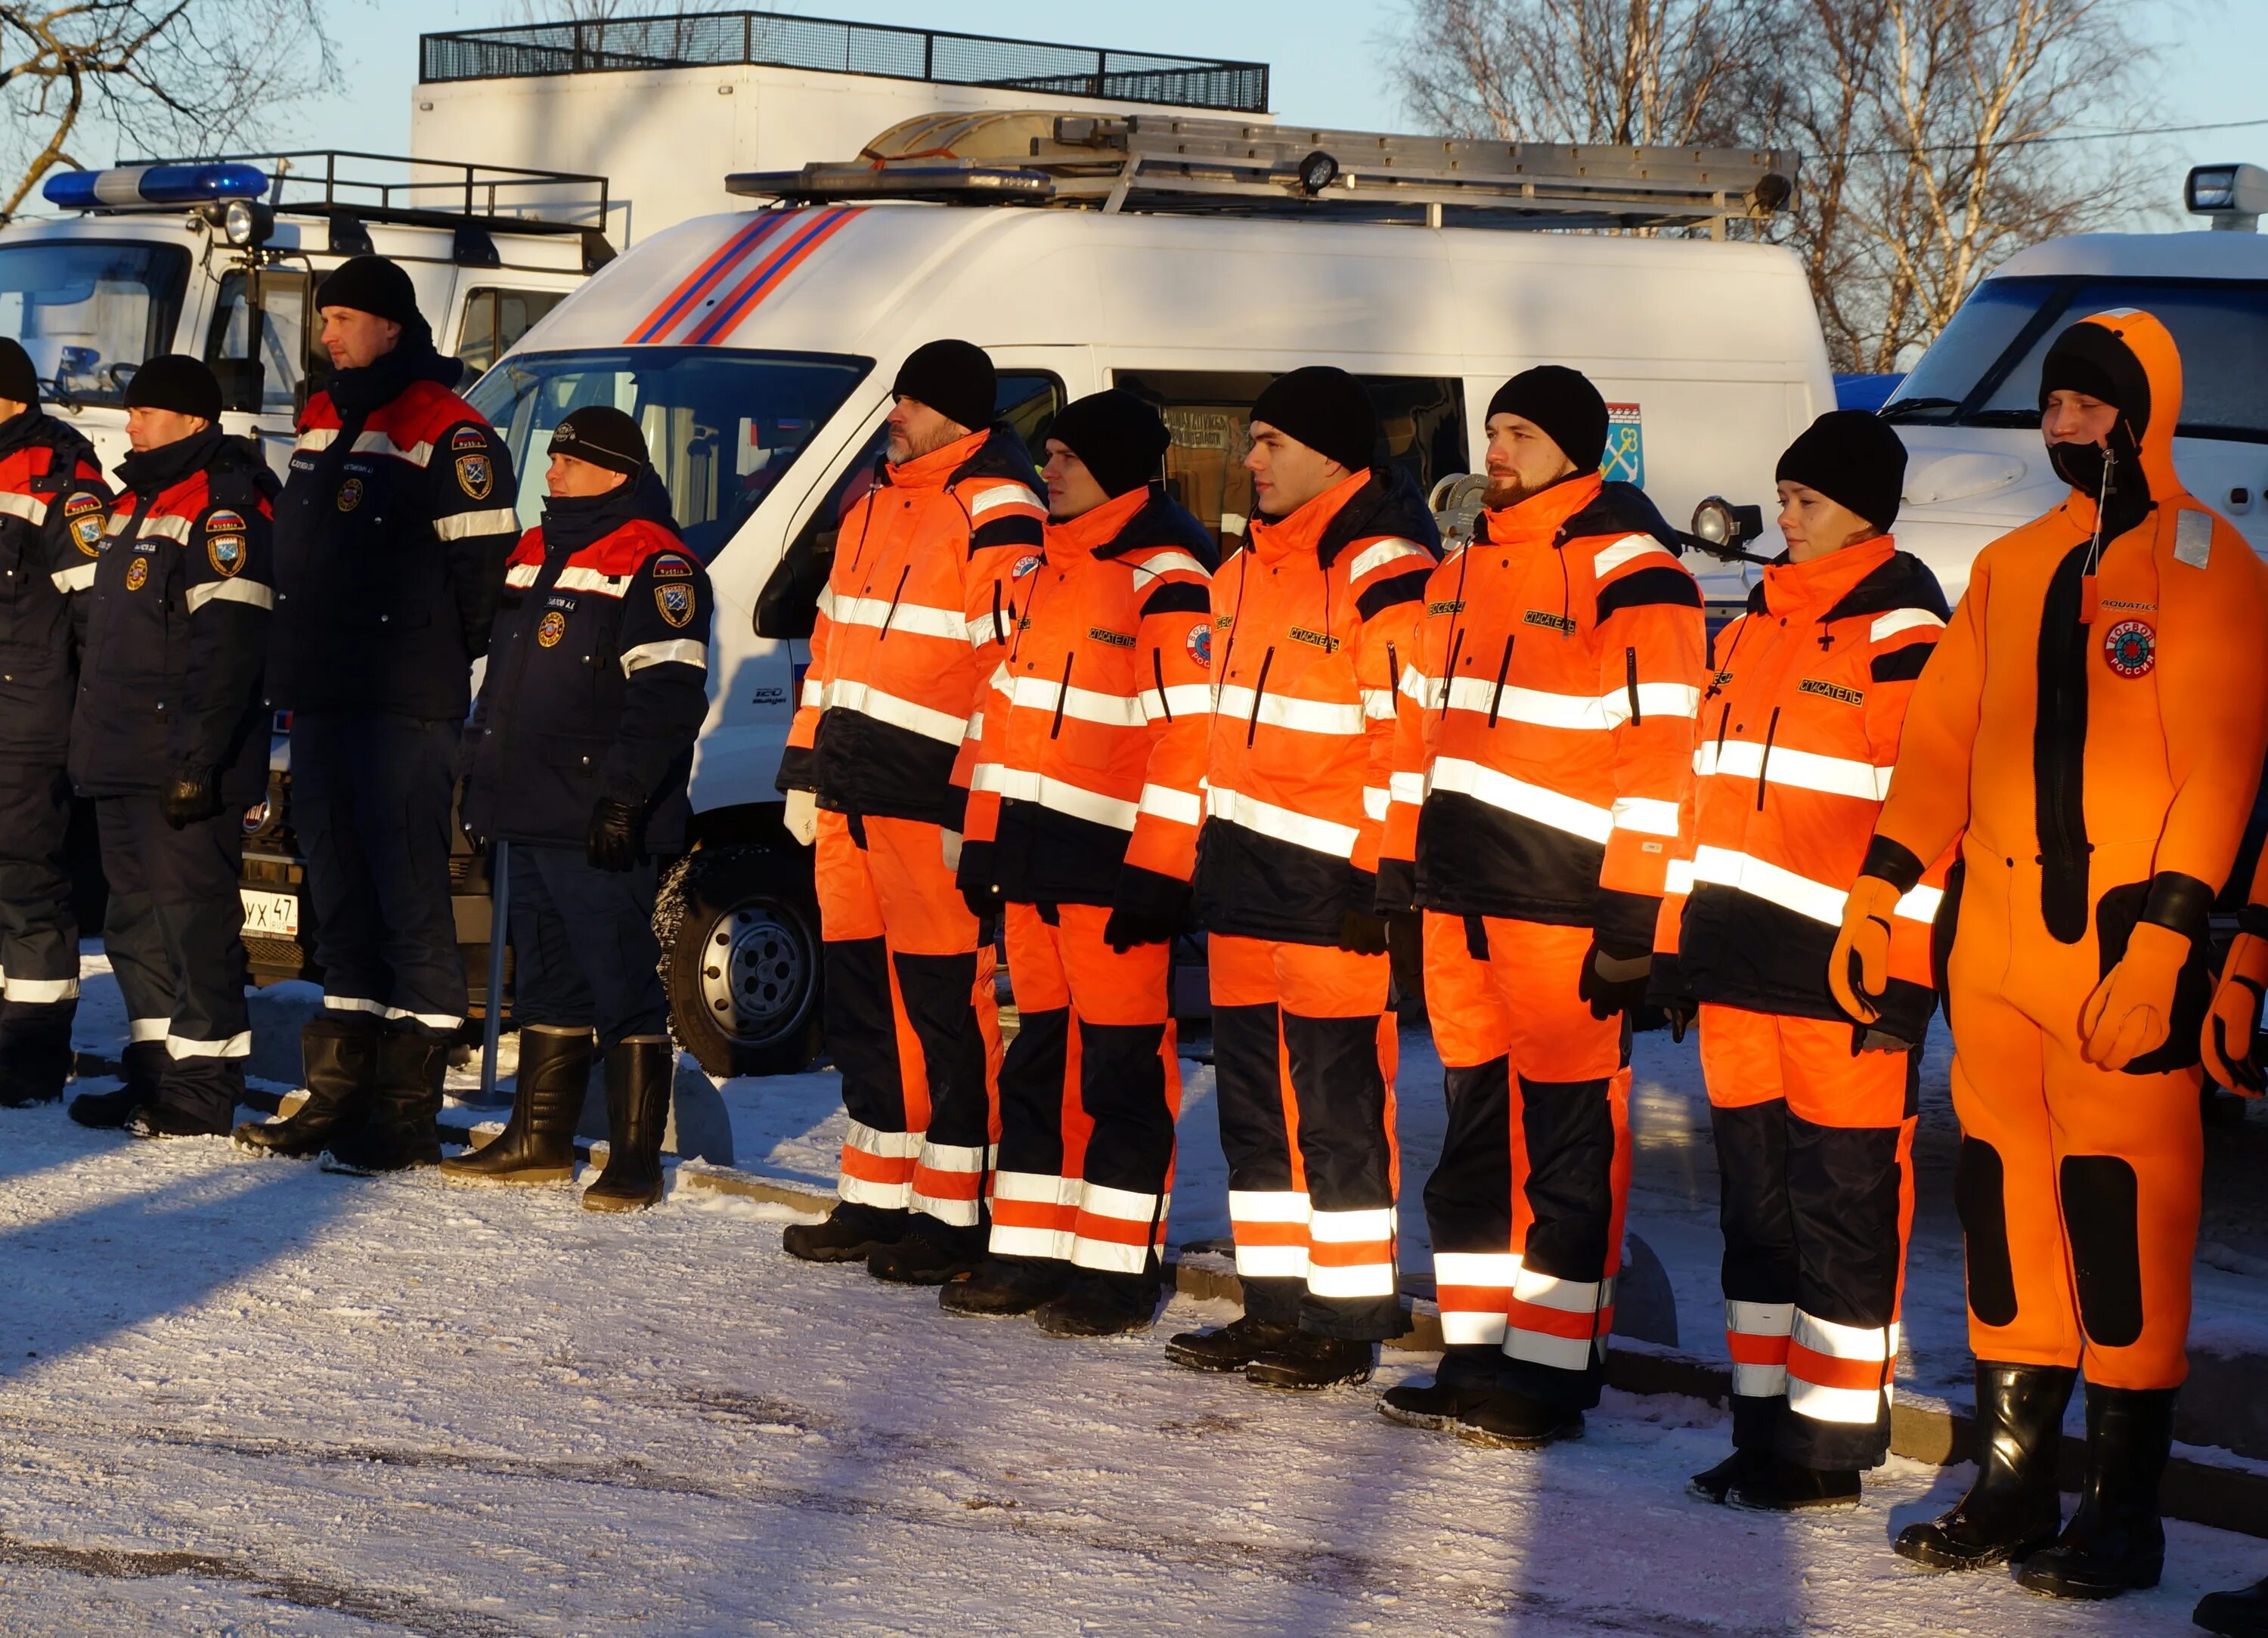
42 163 270 211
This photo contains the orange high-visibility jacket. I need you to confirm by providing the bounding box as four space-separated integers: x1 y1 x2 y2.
779 426 1046 828
1656 535 1952 1036
960 484 1217 915
1194 466 1438 945
1870 309 2268 1041
1383 473 1706 950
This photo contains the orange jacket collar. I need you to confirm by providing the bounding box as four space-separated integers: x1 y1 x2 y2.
1043 485 1149 561
1761 534 1896 617
888 426 990 491
1478 470 1605 550
1247 466 1371 565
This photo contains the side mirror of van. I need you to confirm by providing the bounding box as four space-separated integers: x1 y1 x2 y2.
754 532 831 640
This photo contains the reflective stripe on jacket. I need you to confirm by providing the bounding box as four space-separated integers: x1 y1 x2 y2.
0 410 107 760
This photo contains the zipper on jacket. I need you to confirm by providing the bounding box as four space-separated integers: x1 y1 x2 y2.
1049 652 1074 739
1625 647 1642 726
1246 647 1275 748
1755 705 1781 811
1715 701 1733 756
1151 649 1173 722
876 564 910 639
1437 628 1465 718
1486 634 1515 726
990 581 1004 646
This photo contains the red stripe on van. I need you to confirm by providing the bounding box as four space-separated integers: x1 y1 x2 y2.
627 214 794 345
687 207 863 345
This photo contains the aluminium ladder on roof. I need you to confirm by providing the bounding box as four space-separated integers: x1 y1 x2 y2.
727 111 1799 235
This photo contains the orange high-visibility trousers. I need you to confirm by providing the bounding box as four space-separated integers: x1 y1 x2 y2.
991 903 1181 1275
1421 911 1631 1408
813 809 1002 1225
1699 1003 1917 1469
1210 933 1402 1340
1944 848 2204 1389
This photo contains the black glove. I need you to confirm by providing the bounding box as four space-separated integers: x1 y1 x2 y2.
1579 936 1652 1021
587 796 644 872
454 779 486 850
1104 906 1179 953
1336 909 1391 956
161 768 222 831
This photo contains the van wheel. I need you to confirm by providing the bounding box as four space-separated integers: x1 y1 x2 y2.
658 845 822 1079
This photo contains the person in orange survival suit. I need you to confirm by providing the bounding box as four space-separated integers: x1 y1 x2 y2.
1653 411 1952 1511
777 341 1039 1283
947 390 1216 1336
1163 367 1438 1392
1833 311 2268 1600
1372 366 1707 1448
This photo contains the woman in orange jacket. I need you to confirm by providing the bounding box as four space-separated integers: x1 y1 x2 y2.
1654 410 1950 1510
1833 311 2268 1599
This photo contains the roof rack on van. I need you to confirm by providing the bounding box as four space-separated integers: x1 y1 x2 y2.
728 112 1798 235
118 150 617 270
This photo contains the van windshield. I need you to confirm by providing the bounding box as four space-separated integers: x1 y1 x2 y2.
1884 276 2268 441
0 240 191 407
466 347 871 561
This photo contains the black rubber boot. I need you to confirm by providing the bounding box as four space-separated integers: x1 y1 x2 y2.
1033 1271 1160 1336
1690 1447 1768 1505
1896 1360 2076 1571
442 1026 590 1185
1379 1378 1508 1432
0 1001 76 1107
1246 1331 1374 1391
69 1041 167 1129
1164 1314 1300 1373
940 1254 1073 1317
869 1214 987 1283
782 1202 910 1264
1727 1454 1862 1512
125 1098 234 1138
2017 1383 2175 1599
1456 1389 1585 1449
321 1028 448 1175
234 1015 381 1158
2195 1575 2268 1636
581 1036 671 1212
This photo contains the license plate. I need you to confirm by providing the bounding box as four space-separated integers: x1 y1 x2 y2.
240 888 301 937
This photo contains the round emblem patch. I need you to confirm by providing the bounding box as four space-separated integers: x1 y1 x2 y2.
1185 623 1212 669
124 556 148 592
336 476 364 513
2103 618 2155 679
537 609 567 648
1012 554 1043 579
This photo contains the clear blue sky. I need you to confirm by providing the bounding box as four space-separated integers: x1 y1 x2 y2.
83 1 2268 226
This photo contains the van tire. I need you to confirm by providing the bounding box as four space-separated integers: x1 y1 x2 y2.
658 845 823 1079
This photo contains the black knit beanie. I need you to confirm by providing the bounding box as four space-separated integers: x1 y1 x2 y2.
1486 366 1609 472
550 404 648 475
1249 367 1377 472
314 255 423 329
1047 390 1170 498
1776 410 1908 534
0 338 36 407
891 339 996 435
123 354 222 422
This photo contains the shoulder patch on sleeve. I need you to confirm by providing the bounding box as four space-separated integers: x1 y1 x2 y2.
205 509 246 536
207 532 247 578
454 453 494 500
64 492 107 556
655 581 697 628
451 426 489 453
649 553 694 578
2174 508 2212 568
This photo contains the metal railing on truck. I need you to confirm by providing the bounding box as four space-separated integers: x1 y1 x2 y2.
417 11 1270 116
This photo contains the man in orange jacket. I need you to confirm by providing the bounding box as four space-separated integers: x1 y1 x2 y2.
1164 367 1437 1392
1374 366 1707 1447
948 391 1215 1335
1836 311 2268 1599
1656 410 1950 1509
779 340 1040 1282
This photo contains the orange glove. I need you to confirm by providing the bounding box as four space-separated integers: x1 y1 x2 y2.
2079 921 2192 1070
1828 876 1903 1023
2202 930 2268 1095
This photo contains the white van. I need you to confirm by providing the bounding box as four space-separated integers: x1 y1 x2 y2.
269 113 1837 1075
0 154 607 476
1883 165 2268 599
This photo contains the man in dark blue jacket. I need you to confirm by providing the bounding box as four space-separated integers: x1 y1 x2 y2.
446 406 710 1211
66 355 275 1138
240 255 519 1172
0 339 109 1110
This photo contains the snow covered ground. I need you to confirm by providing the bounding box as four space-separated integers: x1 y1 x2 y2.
2 952 2259 1635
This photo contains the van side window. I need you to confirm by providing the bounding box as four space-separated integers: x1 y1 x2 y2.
1112 370 1467 553
754 371 1064 641
204 269 317 415
457 288 568 377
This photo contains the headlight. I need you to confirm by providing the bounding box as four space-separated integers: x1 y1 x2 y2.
222 197 272 247
1688 496 1765 557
